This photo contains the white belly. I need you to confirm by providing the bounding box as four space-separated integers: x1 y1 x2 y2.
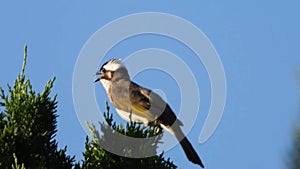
115 108 150 124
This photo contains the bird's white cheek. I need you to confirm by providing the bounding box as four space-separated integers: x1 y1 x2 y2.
100 79 111 92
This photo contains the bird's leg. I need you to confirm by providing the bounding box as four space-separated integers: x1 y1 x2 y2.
129 109 133 123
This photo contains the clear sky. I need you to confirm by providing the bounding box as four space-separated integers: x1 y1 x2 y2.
1 1 300 169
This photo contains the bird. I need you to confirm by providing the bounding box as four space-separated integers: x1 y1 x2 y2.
94 58 205 168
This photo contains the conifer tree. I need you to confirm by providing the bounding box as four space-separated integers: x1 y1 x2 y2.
0 46 75 169
0 45 177 169
79 102 177 169
287 74 300 169
288 129 300 169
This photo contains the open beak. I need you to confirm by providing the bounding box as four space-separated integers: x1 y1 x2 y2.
94 71 102 83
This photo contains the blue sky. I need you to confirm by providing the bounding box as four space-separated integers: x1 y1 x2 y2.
1 1 300 169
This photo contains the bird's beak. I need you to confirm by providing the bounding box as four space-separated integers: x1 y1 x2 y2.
94 71 102 83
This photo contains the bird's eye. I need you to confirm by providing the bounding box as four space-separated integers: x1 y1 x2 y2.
101 68 107 73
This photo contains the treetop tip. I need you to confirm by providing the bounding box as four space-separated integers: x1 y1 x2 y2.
21 44 28 76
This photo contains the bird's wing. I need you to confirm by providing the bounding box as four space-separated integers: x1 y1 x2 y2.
129 82 182 126
129 83 204 167
129 82 154 121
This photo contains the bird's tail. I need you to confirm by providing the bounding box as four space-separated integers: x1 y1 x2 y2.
160 121 205 168
179 136 205 168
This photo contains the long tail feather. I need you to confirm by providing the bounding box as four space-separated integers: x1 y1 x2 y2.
162 123 205 168
179 137 205 168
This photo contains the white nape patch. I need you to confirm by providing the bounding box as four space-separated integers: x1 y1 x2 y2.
115 108 149 124
103 59 124 71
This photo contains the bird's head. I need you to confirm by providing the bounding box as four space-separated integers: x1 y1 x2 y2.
94 58 123 82
94 58 129 91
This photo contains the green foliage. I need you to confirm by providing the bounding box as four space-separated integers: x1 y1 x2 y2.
0 45 74 169
288 129 300 169
0 45 177 169
287 74 300 169
79 102 177 169
11 154 25 169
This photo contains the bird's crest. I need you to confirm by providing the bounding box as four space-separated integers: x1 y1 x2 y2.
101 58 124 71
